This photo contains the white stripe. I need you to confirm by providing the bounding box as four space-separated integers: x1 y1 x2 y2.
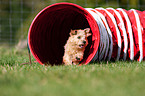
131 9 143 62
86 8 105 60
96 8 122 61
117 8 134 60
107 8 128 60
94 9 113 61
85 8 109 61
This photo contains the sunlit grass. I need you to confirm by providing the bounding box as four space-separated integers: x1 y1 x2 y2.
1 48 145 96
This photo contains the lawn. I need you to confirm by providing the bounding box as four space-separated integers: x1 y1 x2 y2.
0 47 145 96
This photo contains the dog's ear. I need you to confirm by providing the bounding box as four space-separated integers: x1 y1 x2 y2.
70 30 77 36
84 28 91 37
70 29 73 36
86 33 92 37
84 28 90 33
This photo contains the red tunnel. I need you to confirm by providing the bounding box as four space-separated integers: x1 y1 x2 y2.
28 3 100 65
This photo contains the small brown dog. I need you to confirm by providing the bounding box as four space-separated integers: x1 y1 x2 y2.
63 28 92 65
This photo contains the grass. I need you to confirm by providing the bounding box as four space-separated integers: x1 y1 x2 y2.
1 47 145 96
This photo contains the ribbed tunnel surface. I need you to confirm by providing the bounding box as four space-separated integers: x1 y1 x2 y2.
28 3 100 65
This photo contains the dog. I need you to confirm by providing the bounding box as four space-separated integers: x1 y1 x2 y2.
63 28 92 65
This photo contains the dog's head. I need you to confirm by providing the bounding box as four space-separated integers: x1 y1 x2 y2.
69 28 92 49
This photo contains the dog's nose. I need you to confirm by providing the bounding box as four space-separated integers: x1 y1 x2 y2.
83 41 86 44
76 57 80 60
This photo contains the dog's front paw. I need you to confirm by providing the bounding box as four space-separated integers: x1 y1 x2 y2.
63 60 71 65
64 62 72 66
63 57 73 65
72 61 80 65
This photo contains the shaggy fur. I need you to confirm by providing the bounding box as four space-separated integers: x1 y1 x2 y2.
63 28 92 65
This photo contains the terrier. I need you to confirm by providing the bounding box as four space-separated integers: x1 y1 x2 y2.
63 28 92 65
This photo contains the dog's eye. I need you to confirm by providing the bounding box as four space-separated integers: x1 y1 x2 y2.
77 36 81 39
75 30 77 35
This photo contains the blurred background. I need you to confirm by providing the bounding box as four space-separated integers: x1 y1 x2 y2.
0 0 145 48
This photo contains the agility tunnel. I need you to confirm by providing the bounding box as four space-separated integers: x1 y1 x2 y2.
28 2 145 65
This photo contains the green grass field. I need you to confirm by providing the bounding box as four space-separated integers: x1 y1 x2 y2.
1 47 145 96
